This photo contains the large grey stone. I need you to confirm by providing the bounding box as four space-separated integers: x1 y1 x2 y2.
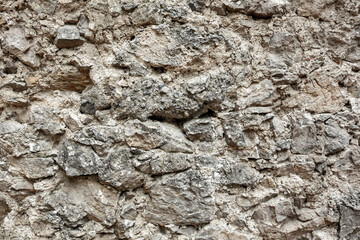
144 169 216 225
130 3 162 26
0 120 24 135
223 120 258 149
56 140 101 176
275 155 316 178
98 146 144 191
125 120 193 153
186 75 209 95
339 205 360 239
224 0 287 18
221 163 260 187
54 25 85 48
36 122 66 135
183 118 217 142
124 120 166 150
324 121 350 155
73 125 124 152
291 124 317 154
113 78 202 120
45 178 117 227
14 158 57 180
149 153 192 175
3 27 30 55
18 48 41 69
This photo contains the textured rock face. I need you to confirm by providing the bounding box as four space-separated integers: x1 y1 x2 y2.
0 0 359 239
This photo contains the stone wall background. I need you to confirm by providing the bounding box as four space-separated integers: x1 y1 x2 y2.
0 0 360 239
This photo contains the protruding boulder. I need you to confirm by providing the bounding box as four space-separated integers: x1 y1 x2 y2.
291 124 317 154
45 178 117 227
73 125 124 149
223 120 258 150
112 78 202 120
186 75 210 95
54 25 85 48
223 0 287 18
18 48 41 69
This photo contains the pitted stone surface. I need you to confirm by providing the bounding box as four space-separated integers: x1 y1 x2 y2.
0 0 359 239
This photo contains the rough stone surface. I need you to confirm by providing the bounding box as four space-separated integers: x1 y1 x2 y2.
0 0 360 239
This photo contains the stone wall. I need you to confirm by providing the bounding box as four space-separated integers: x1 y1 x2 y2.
0 0 360 239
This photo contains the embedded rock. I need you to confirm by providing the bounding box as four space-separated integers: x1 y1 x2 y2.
186 75 210 95
223 0 287 18
55 25 85 48
221 163 260 187
50 65 91 92
12 157 57 180
144 169 216 225
149 153 192 175
113 78 202 120
291 123 317 154
45 178 117 227
124 120 166 150
0 120 23 135
56 140 101 176
0 199 10 224
324 120 350 155
125 120 193 153
223 120 258 150
339 205 360 239
98 146 145 191
73 125 124 152
3 27 30 55
291 113 318 154
18 49 41 69
183 118 218 142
